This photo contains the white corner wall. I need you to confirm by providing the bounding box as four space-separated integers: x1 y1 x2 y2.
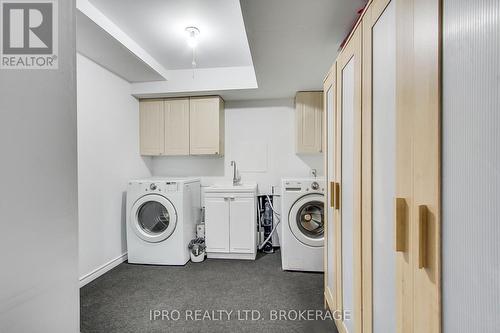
443 1 500 332
0 1 79 332
77 54 152 285
152 99 324 194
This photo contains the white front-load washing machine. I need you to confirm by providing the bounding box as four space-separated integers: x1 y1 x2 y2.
126 178 200 265
281 178 325 272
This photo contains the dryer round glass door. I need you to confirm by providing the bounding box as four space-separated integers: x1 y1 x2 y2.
130 194 177 243
289 193 324 247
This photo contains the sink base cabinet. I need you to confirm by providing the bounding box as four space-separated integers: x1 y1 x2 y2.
205 193 257 260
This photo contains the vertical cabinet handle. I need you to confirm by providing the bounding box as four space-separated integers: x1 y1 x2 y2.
418 205 429 269
333 182 340 210
395 198 406 252
330 182 335 208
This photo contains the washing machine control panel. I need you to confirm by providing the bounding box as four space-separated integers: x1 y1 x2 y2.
283 180 325 193
149 183 158 191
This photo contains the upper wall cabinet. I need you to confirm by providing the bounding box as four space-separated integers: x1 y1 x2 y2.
139 96 224 156
139 99 164 155
164 98 190 155
189 97 225 156
296 91 324 154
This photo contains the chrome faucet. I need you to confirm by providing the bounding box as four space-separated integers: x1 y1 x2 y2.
231 161 241 186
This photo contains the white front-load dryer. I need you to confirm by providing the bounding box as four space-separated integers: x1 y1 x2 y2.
126 178 200 265
281 178 325 272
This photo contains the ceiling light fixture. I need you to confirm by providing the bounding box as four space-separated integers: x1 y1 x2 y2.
185 26 200 49
185 26 200 79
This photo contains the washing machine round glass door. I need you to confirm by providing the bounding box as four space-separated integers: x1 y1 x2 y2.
130 194 177 243
288 193 324 247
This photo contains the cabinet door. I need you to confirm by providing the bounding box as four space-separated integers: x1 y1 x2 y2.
164 99 189 155
411 0 441 332
324 64 337 311
139 100 164 155
296 91 323 154
229 197 255 253
336 24 362 333
362 1 397 332
205 197 230 253
189 97 223 155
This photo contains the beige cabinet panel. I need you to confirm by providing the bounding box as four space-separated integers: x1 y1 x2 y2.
323 63 337 312
164 98 189 155
189 96 224 155
334 24 363 333
139 100 164 156
296 91 323 154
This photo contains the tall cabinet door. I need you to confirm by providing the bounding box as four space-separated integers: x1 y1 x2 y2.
229 197 255 254
323 64 337 311
164 98 189 155
361 1 398 332
410 0 441 331
205 197 230 253
336 24 363 333
139 100 164 155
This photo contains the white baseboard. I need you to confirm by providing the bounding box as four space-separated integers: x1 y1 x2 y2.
79 253 128 288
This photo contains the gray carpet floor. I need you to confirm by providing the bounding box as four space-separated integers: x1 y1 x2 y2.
80 250 338 333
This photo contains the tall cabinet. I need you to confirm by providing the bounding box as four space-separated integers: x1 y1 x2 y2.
324 0 441 332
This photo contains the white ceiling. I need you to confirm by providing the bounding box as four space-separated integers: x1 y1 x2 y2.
77 0 366 100
220 0 367 100
88 0 254 70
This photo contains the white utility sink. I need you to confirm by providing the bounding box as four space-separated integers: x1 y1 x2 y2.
205 182 257 193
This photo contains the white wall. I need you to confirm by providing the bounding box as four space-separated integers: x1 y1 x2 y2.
152 99 324 194
0 1 79 332
77 54 152 285
443 1 500 332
